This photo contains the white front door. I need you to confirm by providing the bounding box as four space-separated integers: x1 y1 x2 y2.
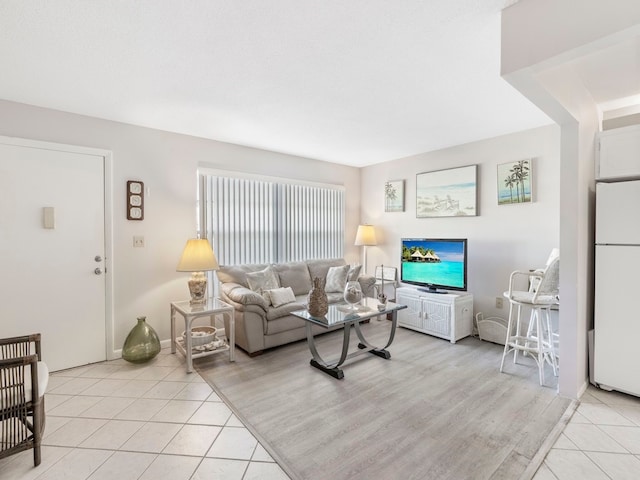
0 138 108 371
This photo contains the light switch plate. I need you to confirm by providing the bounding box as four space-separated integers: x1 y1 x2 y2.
43 207 55 229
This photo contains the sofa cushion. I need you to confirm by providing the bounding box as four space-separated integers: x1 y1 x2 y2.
266 287 296 307
306 258 346 285
326 292 344 303
325 265 349 293
273 262 312 296
221 282 269 309
347 264 362 281
246 266 280 299
264 312 307 335
217 263 270 288
265 301 307 322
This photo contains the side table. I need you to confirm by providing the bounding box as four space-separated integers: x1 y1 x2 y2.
170 297 235 373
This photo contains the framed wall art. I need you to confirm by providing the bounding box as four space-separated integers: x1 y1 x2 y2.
497 159 532 205
416 165 477 218
384 180 405 212
127 180 144 220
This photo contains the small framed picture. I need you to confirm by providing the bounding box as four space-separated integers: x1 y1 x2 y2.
497 159 532 205
384 180 404 212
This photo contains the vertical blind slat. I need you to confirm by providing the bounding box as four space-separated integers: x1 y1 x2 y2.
203 175 344 266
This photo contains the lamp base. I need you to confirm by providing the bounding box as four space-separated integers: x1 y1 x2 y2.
187 272 207 305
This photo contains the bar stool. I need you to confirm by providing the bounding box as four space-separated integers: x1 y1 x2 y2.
500 256 559 386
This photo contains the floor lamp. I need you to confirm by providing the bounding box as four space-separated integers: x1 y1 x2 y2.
354 224 377 274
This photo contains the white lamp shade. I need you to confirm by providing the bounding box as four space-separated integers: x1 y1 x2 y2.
354 224 377 246
176 239 219 272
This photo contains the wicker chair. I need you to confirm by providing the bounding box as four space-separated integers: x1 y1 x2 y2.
0 334 48 466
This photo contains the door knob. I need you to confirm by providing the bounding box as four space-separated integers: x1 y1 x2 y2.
95 255 103 262
94 268 103 275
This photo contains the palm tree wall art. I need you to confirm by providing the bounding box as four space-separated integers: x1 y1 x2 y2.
497 159 532 205
384 180 405 212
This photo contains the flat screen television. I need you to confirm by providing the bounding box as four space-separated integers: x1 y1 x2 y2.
400 238 467 293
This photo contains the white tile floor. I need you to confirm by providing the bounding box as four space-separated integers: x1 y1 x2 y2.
0 349 290 480
534 385 640 479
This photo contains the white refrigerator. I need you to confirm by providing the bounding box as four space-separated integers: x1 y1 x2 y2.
594 180 640 397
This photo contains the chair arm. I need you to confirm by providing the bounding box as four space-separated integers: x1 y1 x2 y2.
0 333 41 361
506 270 544 298
0 354 38 369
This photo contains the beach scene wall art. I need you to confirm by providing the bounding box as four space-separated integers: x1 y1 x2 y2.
497 159 532 205
416 165 477 217
385 180 404 212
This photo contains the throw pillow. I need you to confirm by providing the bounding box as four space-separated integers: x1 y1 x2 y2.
266 287 296 308
347 264 362 282
325 265 349 293
246 267 280 296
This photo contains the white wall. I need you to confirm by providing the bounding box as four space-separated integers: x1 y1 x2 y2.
360 125 560 319
0 99 361 356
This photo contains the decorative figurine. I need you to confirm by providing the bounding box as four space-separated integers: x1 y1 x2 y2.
377 264 388 307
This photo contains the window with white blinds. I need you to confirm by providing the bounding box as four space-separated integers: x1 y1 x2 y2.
201 174 344 266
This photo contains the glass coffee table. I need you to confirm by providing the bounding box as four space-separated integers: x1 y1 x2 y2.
291 297 407 379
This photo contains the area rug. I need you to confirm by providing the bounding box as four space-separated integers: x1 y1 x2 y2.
196 321 572 480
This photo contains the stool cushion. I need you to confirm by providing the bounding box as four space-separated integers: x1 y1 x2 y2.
504 290 558 305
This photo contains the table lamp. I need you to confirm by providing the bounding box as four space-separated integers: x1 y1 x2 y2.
176 238 219 305
354 224 377 274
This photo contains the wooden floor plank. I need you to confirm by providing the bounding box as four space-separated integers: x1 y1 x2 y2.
196 320 571 480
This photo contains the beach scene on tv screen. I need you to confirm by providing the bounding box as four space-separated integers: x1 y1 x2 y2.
401 240 465 288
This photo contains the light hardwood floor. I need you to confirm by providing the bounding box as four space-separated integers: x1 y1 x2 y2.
196 319 572 480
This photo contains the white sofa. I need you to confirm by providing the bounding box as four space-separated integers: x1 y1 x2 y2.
217 258 375 355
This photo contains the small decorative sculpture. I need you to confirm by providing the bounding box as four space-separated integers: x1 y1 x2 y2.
377 264 388 306
308 277 329 317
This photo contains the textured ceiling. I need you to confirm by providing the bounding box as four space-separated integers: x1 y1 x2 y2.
0 0 555 166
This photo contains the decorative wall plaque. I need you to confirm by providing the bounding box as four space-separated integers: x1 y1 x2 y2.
127 180 144 220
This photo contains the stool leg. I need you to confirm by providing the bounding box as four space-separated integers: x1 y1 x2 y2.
544 308 558 376
513 304 522 364
524 309 537 356
526 309 536 337
535 307 545 386
500 301 514 373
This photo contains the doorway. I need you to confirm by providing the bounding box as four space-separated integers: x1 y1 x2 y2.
0 137 112 371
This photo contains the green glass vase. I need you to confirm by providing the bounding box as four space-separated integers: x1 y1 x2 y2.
122 316 161 363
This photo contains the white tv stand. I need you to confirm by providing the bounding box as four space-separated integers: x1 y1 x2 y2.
396 287 474 343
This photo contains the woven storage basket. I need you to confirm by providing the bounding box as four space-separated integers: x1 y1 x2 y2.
182 326 216 346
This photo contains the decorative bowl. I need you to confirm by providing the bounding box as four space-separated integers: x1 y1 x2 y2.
182 326 217 346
